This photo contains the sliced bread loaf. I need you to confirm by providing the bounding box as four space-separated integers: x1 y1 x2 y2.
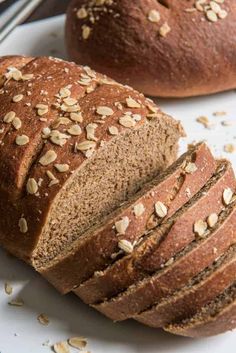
93 199 236 321
75 160 235 304
135 244 236 328
38 142 216 293
165 281 236 337
0 55 184 263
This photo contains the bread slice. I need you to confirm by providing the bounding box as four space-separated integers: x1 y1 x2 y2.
93 199 236 321
75 160 235 304
135 244 236 328
165 282 236 337
38 143 216 293
0 56 184 265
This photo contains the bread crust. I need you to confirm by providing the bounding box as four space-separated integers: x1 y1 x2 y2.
66 0 236 97
74 162 235 305
165 283 236 337
0 55 183 262
93 202 236 321
40 143 216 293
135 246 236 328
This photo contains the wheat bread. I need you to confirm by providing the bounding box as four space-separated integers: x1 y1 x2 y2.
136 244 236 328
66 0 236 97
165 282 236 337
0 55 184 263
75 161 235 304
39 143 216 293
93 199 236 321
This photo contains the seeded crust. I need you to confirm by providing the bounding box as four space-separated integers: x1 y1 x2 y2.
75 161 235 305
92 199 236 321
0 55 184 263
135 244 236 328
165 282 236 337
39 143 216 293
66 0 236 97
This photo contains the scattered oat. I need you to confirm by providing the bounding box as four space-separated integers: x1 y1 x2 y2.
39 150 57 166
15 134 29 146
133 203 145 217
8 298 24 306
108 126 119 135
4 282 13 295
148 9 160 23
18 217 28 233
12 117 22 130
77 7 88 19
68 337 87 350
96 106 114 116
54 164 70 173
70 112 83 123
119 115 136 128
12 94 24 103
155 201 168 218
26 178 38 195
118 239 134 254
224 144 235 153
159 22 171 37
37 313 50 326
115 216 130 235
223 188 233 205
3 111 16 123
213 111 227 117
207 213 218 228
126 97 141 108
86 123 98 141
77 140 96 151
185 162 198 174
67 124 82 136
194 219 208 237
53 341 70 353
82 25 91 40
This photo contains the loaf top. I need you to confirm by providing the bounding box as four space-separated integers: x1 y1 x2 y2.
66 0 236 97
0 55 183 260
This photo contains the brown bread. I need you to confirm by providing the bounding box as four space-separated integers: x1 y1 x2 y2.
165 282 236 337
93 200 236 321
136 244 236 328
39 143 216 293
75 161 235 304
0 55 184 264
66 0 236 97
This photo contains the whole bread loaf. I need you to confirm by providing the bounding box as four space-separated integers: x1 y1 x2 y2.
0 55 184 263
66 0 236 97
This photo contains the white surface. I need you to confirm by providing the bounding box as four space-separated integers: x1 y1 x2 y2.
0 15 235 353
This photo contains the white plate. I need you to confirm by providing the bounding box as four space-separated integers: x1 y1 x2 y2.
0 15 235 353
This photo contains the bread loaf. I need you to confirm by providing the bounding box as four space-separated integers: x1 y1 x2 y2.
75 161 235 304
166 281 236 337
136 244 236 328
39 142 216 293
93 199 236 321
66 0 236 97
0 55 184 263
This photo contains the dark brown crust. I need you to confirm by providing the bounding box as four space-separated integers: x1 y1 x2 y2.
0 55 183 262
40 143 216 294
66 0 236 97
92 202 236 321
165 286 236 337
135 246 236 328
74 162 235 304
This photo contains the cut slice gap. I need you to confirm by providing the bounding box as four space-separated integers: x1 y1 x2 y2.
135 243 236 328
38 142 216 293
165 281 236 337
92 200 236 321
75 160 235 304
